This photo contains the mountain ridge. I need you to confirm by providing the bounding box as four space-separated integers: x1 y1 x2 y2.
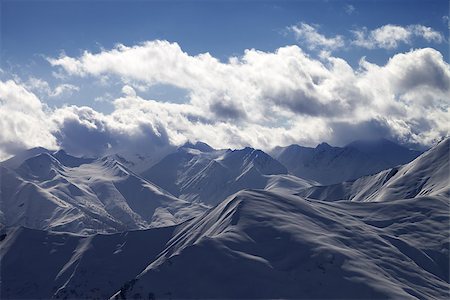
0 138 448 299
0 150 207 234
112 189 449 299
271 138 422 185
297 137 449 202
141 143 289 205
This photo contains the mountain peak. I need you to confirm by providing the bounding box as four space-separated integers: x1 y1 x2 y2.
0 147 53 169
52 149 95 168
17 152 62 181
180 141 214 152
24 152 60 167
243 146 254 150
316 142 332 150
53 149 67 156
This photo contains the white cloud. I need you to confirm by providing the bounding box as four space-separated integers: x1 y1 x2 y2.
46 42 450 148
0 80 57 159
26 77 51 93
50 84 79 97
411 25 444 43
94 92 113 103
288 23 345 50
352 24 444 49
48 41 344 124
1 42 449 160
121 85 137 97
353 25 411 49
25 77 79 98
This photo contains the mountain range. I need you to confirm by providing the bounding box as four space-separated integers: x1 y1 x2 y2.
298 138 449 202
271 138 422 185
0 138 448 299
111 138 450 299
141 142 308 205
0 150 206 234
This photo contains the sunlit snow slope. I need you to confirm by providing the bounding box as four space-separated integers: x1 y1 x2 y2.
298 138 449 202
0 150 206 234
142 142 293 205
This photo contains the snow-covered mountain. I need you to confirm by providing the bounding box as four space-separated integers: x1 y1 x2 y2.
0 225 176 299
264 174 317 194
298 138 449 202
111 190 448 299
0 150 206 234
271 138 422 185
0 147 53 169
1 139 448 299
107 144 177 174
4 191 445 299
142 142 290 205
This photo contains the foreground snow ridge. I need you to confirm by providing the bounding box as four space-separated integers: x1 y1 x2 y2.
0 138 449 299
111 190 448 299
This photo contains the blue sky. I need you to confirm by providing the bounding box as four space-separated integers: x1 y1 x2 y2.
2 0 448 60
0 0 449 158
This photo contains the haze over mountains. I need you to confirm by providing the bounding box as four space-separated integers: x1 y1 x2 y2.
271 138 422 185
298 138 449 202
0 137 448 299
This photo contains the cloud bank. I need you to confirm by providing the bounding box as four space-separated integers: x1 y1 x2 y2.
0 41 449 160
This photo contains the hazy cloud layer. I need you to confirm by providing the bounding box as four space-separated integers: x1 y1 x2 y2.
0 41 448 160
344 5 355 15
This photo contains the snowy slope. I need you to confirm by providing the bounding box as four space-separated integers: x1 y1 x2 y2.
0 147 53 169
298 138 450 202
2 139 448 299
141 142 228 201
264 174 317 194
0 150 207 234
142 142 289 205
112 190 449 299
3 192 448 299
272 138 421 185
1 139 448 299
106 144 176 174
0 225 175 299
